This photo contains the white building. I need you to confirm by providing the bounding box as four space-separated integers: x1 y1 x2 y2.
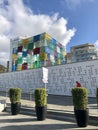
70 43 97 62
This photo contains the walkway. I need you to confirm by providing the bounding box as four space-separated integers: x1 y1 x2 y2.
0 95 98 129
0 112 98 130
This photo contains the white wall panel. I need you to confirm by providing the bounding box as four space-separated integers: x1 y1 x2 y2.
0 60 98 97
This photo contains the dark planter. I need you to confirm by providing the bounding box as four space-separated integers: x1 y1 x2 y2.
74 108 89 127
35 106 47 121
11 102 21 115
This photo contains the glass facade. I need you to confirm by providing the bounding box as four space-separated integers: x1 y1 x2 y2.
11 32 66 71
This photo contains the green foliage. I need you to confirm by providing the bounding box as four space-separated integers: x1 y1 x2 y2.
71 87 88 110
96 87 98 105
9 88 21 104
34 88 47 107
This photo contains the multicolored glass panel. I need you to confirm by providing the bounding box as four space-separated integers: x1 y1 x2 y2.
12 32 66 71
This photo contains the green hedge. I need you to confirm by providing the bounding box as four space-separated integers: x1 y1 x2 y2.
34 88 47 107
71 87 88 110
9 88 21 104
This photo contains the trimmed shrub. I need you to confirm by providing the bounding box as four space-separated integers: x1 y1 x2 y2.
71 87 88 110
34 88 47 107
9 88 21 104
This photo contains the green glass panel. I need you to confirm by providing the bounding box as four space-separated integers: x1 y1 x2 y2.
28 42 34 50
34 61 37 68
49 43 54 50
37 61 40 68
17 57 22 64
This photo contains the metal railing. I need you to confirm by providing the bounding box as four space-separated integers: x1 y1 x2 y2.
0 86 48 101
0 87 35 101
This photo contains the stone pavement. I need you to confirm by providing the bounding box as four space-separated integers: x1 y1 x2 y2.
0 112 98 130
0 95 98 129
1 95 98 117
15 95 98 118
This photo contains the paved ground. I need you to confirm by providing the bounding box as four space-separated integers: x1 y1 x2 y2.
0 95 98 129
1 95 98 117
0 112 98 130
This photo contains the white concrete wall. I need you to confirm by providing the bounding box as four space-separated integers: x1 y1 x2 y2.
0 59 98 97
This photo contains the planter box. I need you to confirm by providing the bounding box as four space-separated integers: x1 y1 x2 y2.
11 102 21 115
35 106 47 121
74 108 89 127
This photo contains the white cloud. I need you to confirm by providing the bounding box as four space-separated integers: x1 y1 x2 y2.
62 0 95 10
94 40 98 49
0 0 76 66
0 35 10 53
0 15 11 35
0 52 9 66
0 35 10 66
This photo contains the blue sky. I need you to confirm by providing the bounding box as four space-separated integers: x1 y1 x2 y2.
0 0 98 66
23 0 98 51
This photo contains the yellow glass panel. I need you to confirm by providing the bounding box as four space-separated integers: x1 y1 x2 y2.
30 64 33 69
57 58 61 64
22 38 29 45
40 52 47 60
12 54 17 59
62 51 66 56
17 65 22 71
45 33 51 40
